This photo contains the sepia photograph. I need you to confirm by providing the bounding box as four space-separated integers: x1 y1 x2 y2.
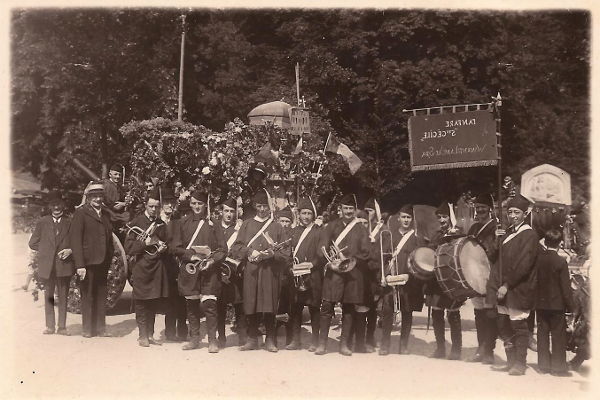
1 1 594 398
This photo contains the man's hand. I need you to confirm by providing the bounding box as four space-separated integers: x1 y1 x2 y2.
190 254 202 262
76 268 86 280
58 249 72 260
113 202 126 210
495 228 506 237
497 284 508 300
248 250 261 262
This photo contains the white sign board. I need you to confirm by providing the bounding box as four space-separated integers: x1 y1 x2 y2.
521 164 572 206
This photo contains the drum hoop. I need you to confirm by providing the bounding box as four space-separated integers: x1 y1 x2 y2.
434 236 477 297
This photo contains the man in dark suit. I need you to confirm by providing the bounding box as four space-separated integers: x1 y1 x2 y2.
535 229 574 376
70 181 114 338
28 191 74 335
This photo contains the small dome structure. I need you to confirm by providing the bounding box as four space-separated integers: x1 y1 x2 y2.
247 101 292 128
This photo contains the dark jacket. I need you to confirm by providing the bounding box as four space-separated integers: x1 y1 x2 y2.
70 205 113 268
535 248 574 312
28 215 74 280
486 223 539 309
289 223 323 307
124 214 170 300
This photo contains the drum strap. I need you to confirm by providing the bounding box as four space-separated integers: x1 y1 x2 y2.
502 223 532 245
392 230 414 258
186 220 205 250
293 224 314 257
334 219 359 247
247 218 273 248
475 219 494 238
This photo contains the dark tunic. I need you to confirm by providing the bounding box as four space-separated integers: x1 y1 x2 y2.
163 217 181 298
319 218 371 304
230 217 291 314
486 223 539 310
370 229 426 312
215 221 243 304
172 213 226 297
124 214 170 300
535 248 574 312
289 224 323 307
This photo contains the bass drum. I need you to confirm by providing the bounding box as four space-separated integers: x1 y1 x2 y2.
407 247 436 280
434 236 490 301
67 233 129 313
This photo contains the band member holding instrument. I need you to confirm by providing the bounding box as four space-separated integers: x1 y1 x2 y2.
286 197 323 351
161 188 188 342
103 163 132 226
70 181 114 338
124 189 170 347
315 193 371 356
487 194 539 376
426 202 464 360
28 191 74 335
371 204 426 355
231 190 291 352
275 207 295 347
173 190 227 353
215 198 247 348
467 194 499 364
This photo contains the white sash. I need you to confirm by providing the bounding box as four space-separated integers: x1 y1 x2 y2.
334 219 359 247
186 219 205 250
392 230 414 257
293 224 314 257
226 229 239 250
502 223 532 245
369 221 384 242
247 218 273 248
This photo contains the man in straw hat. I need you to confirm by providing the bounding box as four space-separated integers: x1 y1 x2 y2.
487 194 539 376
70 181 114 338
231 190 291 352
315 193 370 356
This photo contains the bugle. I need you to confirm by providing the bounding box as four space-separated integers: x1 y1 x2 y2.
321 242 356 273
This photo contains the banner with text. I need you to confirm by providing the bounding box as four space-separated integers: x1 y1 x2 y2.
408 110 498 171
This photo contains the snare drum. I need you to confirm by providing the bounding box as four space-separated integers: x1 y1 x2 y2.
434 236 490 300
408 247 436 280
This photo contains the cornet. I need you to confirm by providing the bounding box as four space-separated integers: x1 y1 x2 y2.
321 242 356 273
121 223 164 255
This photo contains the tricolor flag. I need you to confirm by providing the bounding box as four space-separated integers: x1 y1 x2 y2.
292 136 303 155
325 134 362 175
256 142 280 166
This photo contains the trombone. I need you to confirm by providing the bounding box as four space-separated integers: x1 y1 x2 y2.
379 229 407 323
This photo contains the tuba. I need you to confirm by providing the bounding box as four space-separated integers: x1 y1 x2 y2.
321 242 356 273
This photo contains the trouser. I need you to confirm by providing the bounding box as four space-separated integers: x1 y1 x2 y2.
366 303 377 346
319 301 353 349
289 303 320 344
165 295 187 339
247 313 276 341
135 299 158 339
217 299 246 344
186 298 218 341
474 308 498 356
380 292 413 351
536 310 568 373
43 272 70 330
432 309 462 351
527 311 536 334
497 309 530 368
79 263 109 336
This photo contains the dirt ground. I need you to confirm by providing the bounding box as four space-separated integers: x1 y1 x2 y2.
1 233 593 399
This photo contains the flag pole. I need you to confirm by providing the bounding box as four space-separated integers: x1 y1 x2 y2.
493 92 503 283
312 132 331 195
295 63 301 107
177 14 186 122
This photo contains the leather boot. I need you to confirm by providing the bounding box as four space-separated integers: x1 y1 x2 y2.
239 337 259 351
353 312 367 353
509 320 529 375
493 343 516 371
240 313 259 351
399 311 413 354
365 307 377 352
339 312 353 356
308 306 320 352
447 310 462 360
235 305 247 346
468 309 485 362
286 305 302 350
430 309 446 358
379 302 393 356
202 299 219 353
264 313 278 352
482 310 497 364
315 314 331 355
135 301 149 347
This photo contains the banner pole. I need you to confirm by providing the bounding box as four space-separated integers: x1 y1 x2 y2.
312 132 332 195
494 92 503 282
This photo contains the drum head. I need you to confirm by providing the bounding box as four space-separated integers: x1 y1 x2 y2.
458 239 490 295
413 247 435 273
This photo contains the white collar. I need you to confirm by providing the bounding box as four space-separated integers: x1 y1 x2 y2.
254 215 269 223
302 222 314 230
221 221 231 229
145 211 156 221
